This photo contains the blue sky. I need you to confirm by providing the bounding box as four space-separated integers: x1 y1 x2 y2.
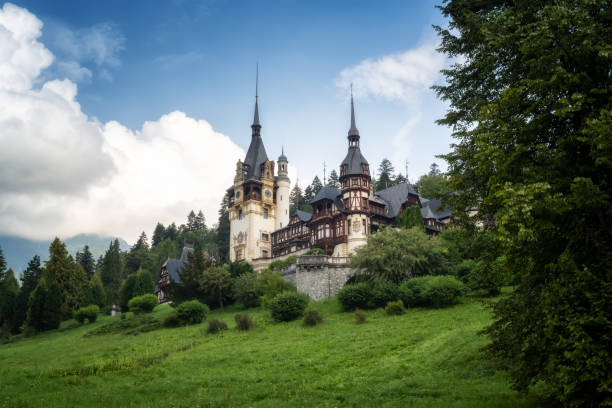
0 1 453 242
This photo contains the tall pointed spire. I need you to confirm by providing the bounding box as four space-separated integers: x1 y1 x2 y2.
252 63 260 127
348 84 359 137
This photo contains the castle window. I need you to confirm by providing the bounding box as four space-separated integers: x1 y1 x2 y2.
262 249 269 258
347 220 351 235
362 219 366 233
264 208 269 219
352 178 358 186
239 209 243 220
262 233 269 241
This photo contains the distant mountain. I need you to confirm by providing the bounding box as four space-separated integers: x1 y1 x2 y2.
0 234 131 275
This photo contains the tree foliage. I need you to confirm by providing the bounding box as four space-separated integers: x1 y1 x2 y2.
45 238 87 317
397 205 424 230
351 227 450 283
200 266 232 310
327 169 340 188
434 1 611 405
75 245 95 280
100 239 123 303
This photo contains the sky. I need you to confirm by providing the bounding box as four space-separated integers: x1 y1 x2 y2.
0 0 454 244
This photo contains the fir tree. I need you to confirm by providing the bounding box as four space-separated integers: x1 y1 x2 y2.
126 232 150 275
376 158 395 191
45 238 87 317
0 246 6 283
15 255 43 332
327 169 340 188
75 245 95 280
26 278 63 332
303 185 314 202
164 223 178 241
215 195 230 262
101 239 123 302
0 268 19 335
84 274 106 308
289 183 304 214
152 223 166 247
310 176 323 196
168 248 206 303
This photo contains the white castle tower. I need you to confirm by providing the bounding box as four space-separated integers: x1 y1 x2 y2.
227 72 290 267
276 147 290 230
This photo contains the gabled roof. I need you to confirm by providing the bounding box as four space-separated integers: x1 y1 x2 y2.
296 210 312 222
375 182 419 218
162 258 184 284
420 205 437 219
421 198 451 220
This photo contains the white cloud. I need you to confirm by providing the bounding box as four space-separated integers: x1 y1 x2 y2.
56 60 93 83
0 3 245 242
336 39 445 103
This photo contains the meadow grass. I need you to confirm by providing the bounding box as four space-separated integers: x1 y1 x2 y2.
0 295 537 407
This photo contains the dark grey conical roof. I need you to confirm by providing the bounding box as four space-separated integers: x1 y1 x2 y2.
244 90 268 179
341 94 368 176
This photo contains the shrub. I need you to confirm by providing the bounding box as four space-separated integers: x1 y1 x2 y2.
163 313 182 328
256 271 296 307
268 291 310 322
355 309 366 324
176 300 209 325
207 319 228 334
302 310 323 327
371 282 400 308
385 300 405 315
337 283 373 311
234 314 256 331
127 294 158 314
400 276 467 308
232 272 260 308
73 305 100 324
305 248 325 255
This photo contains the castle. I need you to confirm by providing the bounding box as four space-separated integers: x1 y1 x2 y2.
227 89 451 271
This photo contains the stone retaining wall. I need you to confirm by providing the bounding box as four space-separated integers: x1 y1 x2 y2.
281 255 354 301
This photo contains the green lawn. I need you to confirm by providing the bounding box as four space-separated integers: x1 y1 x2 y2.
0 296 537 407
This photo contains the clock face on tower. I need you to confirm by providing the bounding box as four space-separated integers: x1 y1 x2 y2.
265 189 272 198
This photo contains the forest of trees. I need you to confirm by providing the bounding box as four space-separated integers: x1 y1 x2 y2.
0 203 229 337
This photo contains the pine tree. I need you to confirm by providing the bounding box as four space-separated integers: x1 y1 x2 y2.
0 246 6 283
187 210 197 231
101 239 123 303
195 210 206 231
310 176 323 196
289 183 304 214
327 169 340 188
26 278 62 332
84 273 106 308
215 195 230 262
126 232 150 275
75 245 95 280
14 255 42 332
164 223 178 241
168 248 206 303
429 162 441 176
376 159 395 191
397 206 424 230
303 185 314 202
45 238 87 317
152 223 166 247
0 268 19 335
394 173 407 186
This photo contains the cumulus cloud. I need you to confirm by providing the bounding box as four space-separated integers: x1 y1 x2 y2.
335 39 445 102
0 3 245 242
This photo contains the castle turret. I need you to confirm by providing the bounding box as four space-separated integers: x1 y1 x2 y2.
339 91 371 254
276 147 290 230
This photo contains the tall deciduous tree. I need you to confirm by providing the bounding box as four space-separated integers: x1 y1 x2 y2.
200 266 231 310
415 172 450 200
434 1 611 405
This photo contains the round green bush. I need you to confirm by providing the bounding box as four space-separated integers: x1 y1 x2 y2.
303 310 323 327
371 282 400 308
385 300 405 315
337 283 373 311
268 291 310 322
176 300 209 325
73 305 100 323
127 294 158 314
207 319 228 334
231 272 260 308
400 276 467 308
163 313 182 328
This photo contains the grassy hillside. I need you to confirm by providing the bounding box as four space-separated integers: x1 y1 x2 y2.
0 296 537 407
